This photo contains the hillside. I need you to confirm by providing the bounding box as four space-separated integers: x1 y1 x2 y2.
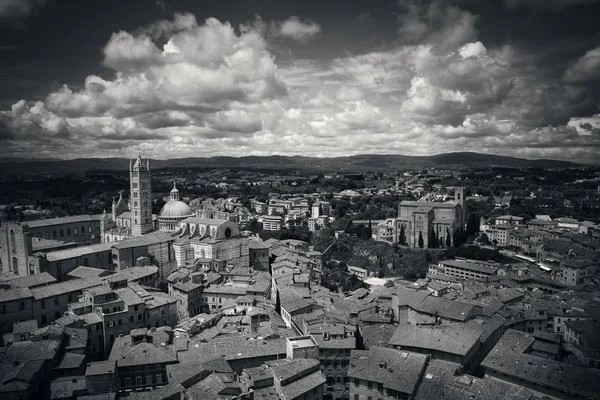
0 152 584 176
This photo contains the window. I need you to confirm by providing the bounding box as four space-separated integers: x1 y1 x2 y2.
156 374 162 384
368 381 373 390
108 320 114 327
129 316 134 322
74 228 77 235
41 315 47 324
54 297 59 306
125 378 131 387
81 226 84 235
67 228 71 235
1 305 5 314
354 378 359 387
88 226 92 233
41 300 46 309
60 229 64 237
145 375 152 385
19 302 25 310
118 319 122 325
135 376 142 386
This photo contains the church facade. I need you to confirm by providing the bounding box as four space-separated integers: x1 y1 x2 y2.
394 187 466 248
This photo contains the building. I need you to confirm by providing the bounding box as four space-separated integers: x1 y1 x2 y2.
262 215 283 231
395 187 465 248
101 155 157 243
348 346 428 400
248 241 270 272
428 259 497 281
557 259 599 286
481 329 600 400
172 217 248 269
108 334 177 392
0 216 102 277
157 184 195 232
240 358 326 400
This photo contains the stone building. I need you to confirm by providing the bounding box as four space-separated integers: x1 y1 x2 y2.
394 187 465 248
172 217 248 270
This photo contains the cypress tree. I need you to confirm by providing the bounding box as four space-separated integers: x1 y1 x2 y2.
445 228 451 247
418 231 424 248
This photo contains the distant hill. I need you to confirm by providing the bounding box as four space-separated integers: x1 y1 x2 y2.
0 152 585 175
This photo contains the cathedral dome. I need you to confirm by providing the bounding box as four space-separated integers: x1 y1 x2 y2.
159 200 193 218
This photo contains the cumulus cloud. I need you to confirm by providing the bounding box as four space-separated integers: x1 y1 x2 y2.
277 16 321 42
563 47 600 85
1 6 599 163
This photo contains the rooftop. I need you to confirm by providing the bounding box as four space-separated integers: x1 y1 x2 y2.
389 322 484 357
348 346 429 395
0 272 56 288
481 329 600 399
439 259 497 275
25 214 101 228
30 277 103 300
45 242 113 262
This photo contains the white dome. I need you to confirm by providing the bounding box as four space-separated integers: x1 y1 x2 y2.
159 199 193 218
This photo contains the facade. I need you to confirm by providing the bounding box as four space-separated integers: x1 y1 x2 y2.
428 259 497 281
395 187 465 248
262 215 283 231
172 217 248 269
557 259 598 286
129 155 153 237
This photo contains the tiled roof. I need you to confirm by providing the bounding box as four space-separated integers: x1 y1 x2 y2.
25 214 101 228
1 272 56 288
45 242 113 262
348 346 428 395
481 329 600 399
388 323 484 356
111 342 177 367
30 277 103 300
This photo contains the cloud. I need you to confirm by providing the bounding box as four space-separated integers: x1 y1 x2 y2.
1 7 599 163
0 0 47 28
505 0 600 10
563 47 600 85
277 16 321 42
397 1 478 53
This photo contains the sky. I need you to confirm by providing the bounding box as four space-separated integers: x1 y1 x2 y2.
0 0 599 163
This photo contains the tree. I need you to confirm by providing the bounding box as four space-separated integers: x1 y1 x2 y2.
399 224 406 245
453 228 461 248
428 227 437 248
360 225 372 240
418 231 424 248
445 228 451 247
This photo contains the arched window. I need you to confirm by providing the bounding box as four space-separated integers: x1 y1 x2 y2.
88 226 92 233
9 229 16 249
74 228 78 235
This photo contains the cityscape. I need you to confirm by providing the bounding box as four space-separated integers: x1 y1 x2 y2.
1 1 600 400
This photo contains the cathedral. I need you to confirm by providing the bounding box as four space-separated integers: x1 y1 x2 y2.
101 154 157 242
394 187 466 248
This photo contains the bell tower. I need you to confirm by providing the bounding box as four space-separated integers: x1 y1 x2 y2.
454 187 466 232
130 154 153 236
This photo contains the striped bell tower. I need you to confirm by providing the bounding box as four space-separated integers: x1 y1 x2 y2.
129 154 153 236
